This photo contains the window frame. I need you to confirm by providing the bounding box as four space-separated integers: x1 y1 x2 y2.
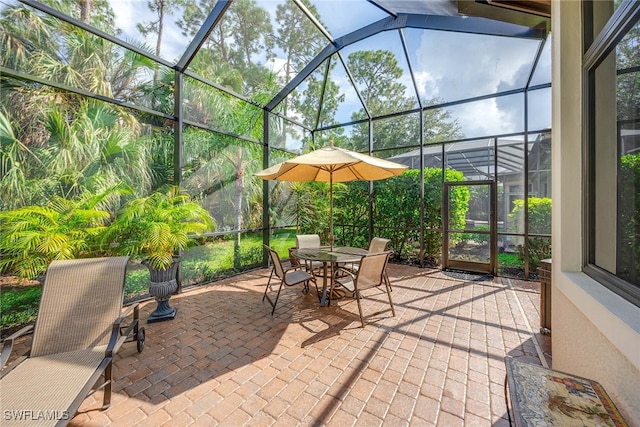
583 0 640 308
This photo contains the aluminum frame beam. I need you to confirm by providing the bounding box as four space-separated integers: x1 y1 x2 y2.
177 0 232 72
266 12 546 111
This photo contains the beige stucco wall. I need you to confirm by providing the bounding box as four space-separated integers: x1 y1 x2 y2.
552 0 640 423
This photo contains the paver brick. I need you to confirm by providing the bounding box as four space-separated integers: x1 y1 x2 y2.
208 392 243 421
382 412 410 426
159 411 194 426
161 394 192 416
261 395 290 419
353 411 384 427
110 407 147 426
256 377 287 400
329 408 357 426
191 413 216 426
220 407 252 426
0 266 548 427
413 395 440 423
185 391 223 419
396 381 420 400
248 411 276 426
286 391 320 420
240 393 269 416
339 394 366 418
465 396 492 419
437 409 465 427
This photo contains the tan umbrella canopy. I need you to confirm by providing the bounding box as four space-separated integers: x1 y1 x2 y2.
256 143 408 248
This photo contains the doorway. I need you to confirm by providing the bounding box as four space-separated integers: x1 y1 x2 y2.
443 181 496 275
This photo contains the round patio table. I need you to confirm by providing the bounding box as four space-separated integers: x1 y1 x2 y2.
291 246 368 307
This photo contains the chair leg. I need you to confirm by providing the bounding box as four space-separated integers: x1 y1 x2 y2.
263 270 284 315
355 290 365 328
270 281 284 315
385 280 395 317
102 360 113 409
263 268 275 302
384 271 392 291
327 274 336 307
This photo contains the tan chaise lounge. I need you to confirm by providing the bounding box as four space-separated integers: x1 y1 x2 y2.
0 256 145 426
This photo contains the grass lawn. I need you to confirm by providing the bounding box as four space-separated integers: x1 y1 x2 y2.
498 252 523 267
497 251 525 278
0 284 42 335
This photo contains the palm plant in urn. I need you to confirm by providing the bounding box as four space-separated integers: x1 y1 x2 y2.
103 186 215 322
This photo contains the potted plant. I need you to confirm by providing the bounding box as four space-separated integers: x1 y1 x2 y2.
103 186 215 322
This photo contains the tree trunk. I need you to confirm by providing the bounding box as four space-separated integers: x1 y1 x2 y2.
156 2 164 57
153 0 165 91
80 0 92 23
233 148 245 269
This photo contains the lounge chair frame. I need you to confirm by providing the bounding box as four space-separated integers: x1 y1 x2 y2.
0 256 145 426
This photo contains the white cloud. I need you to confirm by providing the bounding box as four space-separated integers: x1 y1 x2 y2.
413 70 439 100
413 30 540 100
449 94 524 138
457 100 508 136
410 29 543 136
113 1 139 39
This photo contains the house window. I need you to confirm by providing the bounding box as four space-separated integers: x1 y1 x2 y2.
585 1 640 307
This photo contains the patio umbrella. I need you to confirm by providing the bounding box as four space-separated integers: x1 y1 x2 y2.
255 142 408 249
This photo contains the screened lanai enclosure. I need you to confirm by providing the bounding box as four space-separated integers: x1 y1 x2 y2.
0 0 552 297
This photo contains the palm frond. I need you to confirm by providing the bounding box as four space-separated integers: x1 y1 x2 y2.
102 186 215 269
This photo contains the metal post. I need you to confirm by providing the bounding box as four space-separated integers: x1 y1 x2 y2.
174 72 183 185
263 109 270 267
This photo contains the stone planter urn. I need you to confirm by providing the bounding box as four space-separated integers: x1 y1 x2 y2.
147 260 179 322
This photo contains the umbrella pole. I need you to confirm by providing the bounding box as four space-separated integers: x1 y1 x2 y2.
329 171 334 251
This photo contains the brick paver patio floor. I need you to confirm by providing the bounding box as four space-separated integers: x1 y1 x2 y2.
8 263 550 426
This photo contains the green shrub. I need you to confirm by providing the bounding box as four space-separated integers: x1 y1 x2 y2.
423 230 442 265
510 197 552 270
469 224 490 244
124 267 151 301
240 243 263 267
510 197 552 235
334 167 467 264
292 181 334 243
1 286 42 332
525 237 552 270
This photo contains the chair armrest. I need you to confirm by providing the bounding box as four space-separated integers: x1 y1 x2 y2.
283 264 302 274
333 267 357 293
116 302 138 324
334 266 356 281
0 324 34 368
106 303 140 357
